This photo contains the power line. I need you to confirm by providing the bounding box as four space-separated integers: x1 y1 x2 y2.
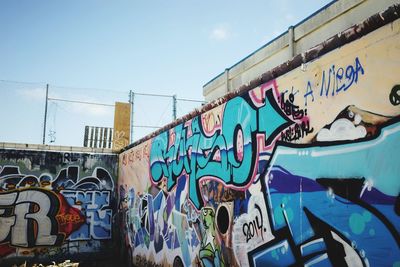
133 125 160 129
134 92 173 98
0 79 45 85
135 93 205 103
51 98 160 132
48 97 115 107
0 79 205 103
155 100 172 126
0 79 126 94
177 102 185 118
1 78 206 144
50 84 126 94
176 97 206 103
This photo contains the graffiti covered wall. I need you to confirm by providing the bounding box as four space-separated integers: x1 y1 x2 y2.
118 17 400 266
0 148 117 264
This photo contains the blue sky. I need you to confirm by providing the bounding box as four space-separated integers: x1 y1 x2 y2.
0 0 333 147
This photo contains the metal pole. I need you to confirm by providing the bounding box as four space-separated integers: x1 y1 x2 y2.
129 90 135 143
225 68 230 93
288 26 294 59
172 94 177 120
42 84 49 144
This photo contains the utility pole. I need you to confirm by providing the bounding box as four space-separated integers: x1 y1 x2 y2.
172 94 177 120
129 90 135 143
42 84 49 145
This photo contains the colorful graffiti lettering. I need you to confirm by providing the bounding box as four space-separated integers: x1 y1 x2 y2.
390 84 400 106
278 87 314 142
62 190 112 240
0 152 116 262
150 85 291 210
119 176 201 267
303 57 365 105
118 20 400 267
242 204 265 243
249 119 400 266
121 78 400 267
0 188 77 247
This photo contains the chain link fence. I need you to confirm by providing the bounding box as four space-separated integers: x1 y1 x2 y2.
0 80 204 147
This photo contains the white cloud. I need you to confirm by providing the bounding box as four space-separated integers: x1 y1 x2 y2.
285 13 294 22
210 24 231 41
317 118 367 142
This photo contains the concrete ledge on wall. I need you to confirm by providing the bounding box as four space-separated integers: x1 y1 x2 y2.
0 142 115 154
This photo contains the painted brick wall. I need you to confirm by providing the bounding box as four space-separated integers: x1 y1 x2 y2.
0 148 118 265
118 15 400 267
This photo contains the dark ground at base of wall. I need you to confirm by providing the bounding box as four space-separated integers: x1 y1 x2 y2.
76 257 126 267
1 259 127 267
1 256 128 267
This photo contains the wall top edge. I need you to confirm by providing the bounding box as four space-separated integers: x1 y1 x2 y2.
0 142 116 154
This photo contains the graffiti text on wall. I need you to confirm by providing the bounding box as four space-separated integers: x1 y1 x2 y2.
149 81 293 209
0 188 80 247
0 165 114 250
249 119 400 266
278 87 314 142
303 57 365 105
118 28 400 266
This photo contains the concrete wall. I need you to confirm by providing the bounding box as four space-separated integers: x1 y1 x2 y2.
118 11 400 267
0 144 118 265
203 0 400 102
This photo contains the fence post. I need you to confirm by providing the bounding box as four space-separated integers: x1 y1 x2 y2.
172 94 177 120
129 90 135 143
42 84 49 144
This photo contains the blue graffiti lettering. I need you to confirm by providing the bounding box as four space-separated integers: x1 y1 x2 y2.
304 57 365 105
150 90 290 209
62 190 112 240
